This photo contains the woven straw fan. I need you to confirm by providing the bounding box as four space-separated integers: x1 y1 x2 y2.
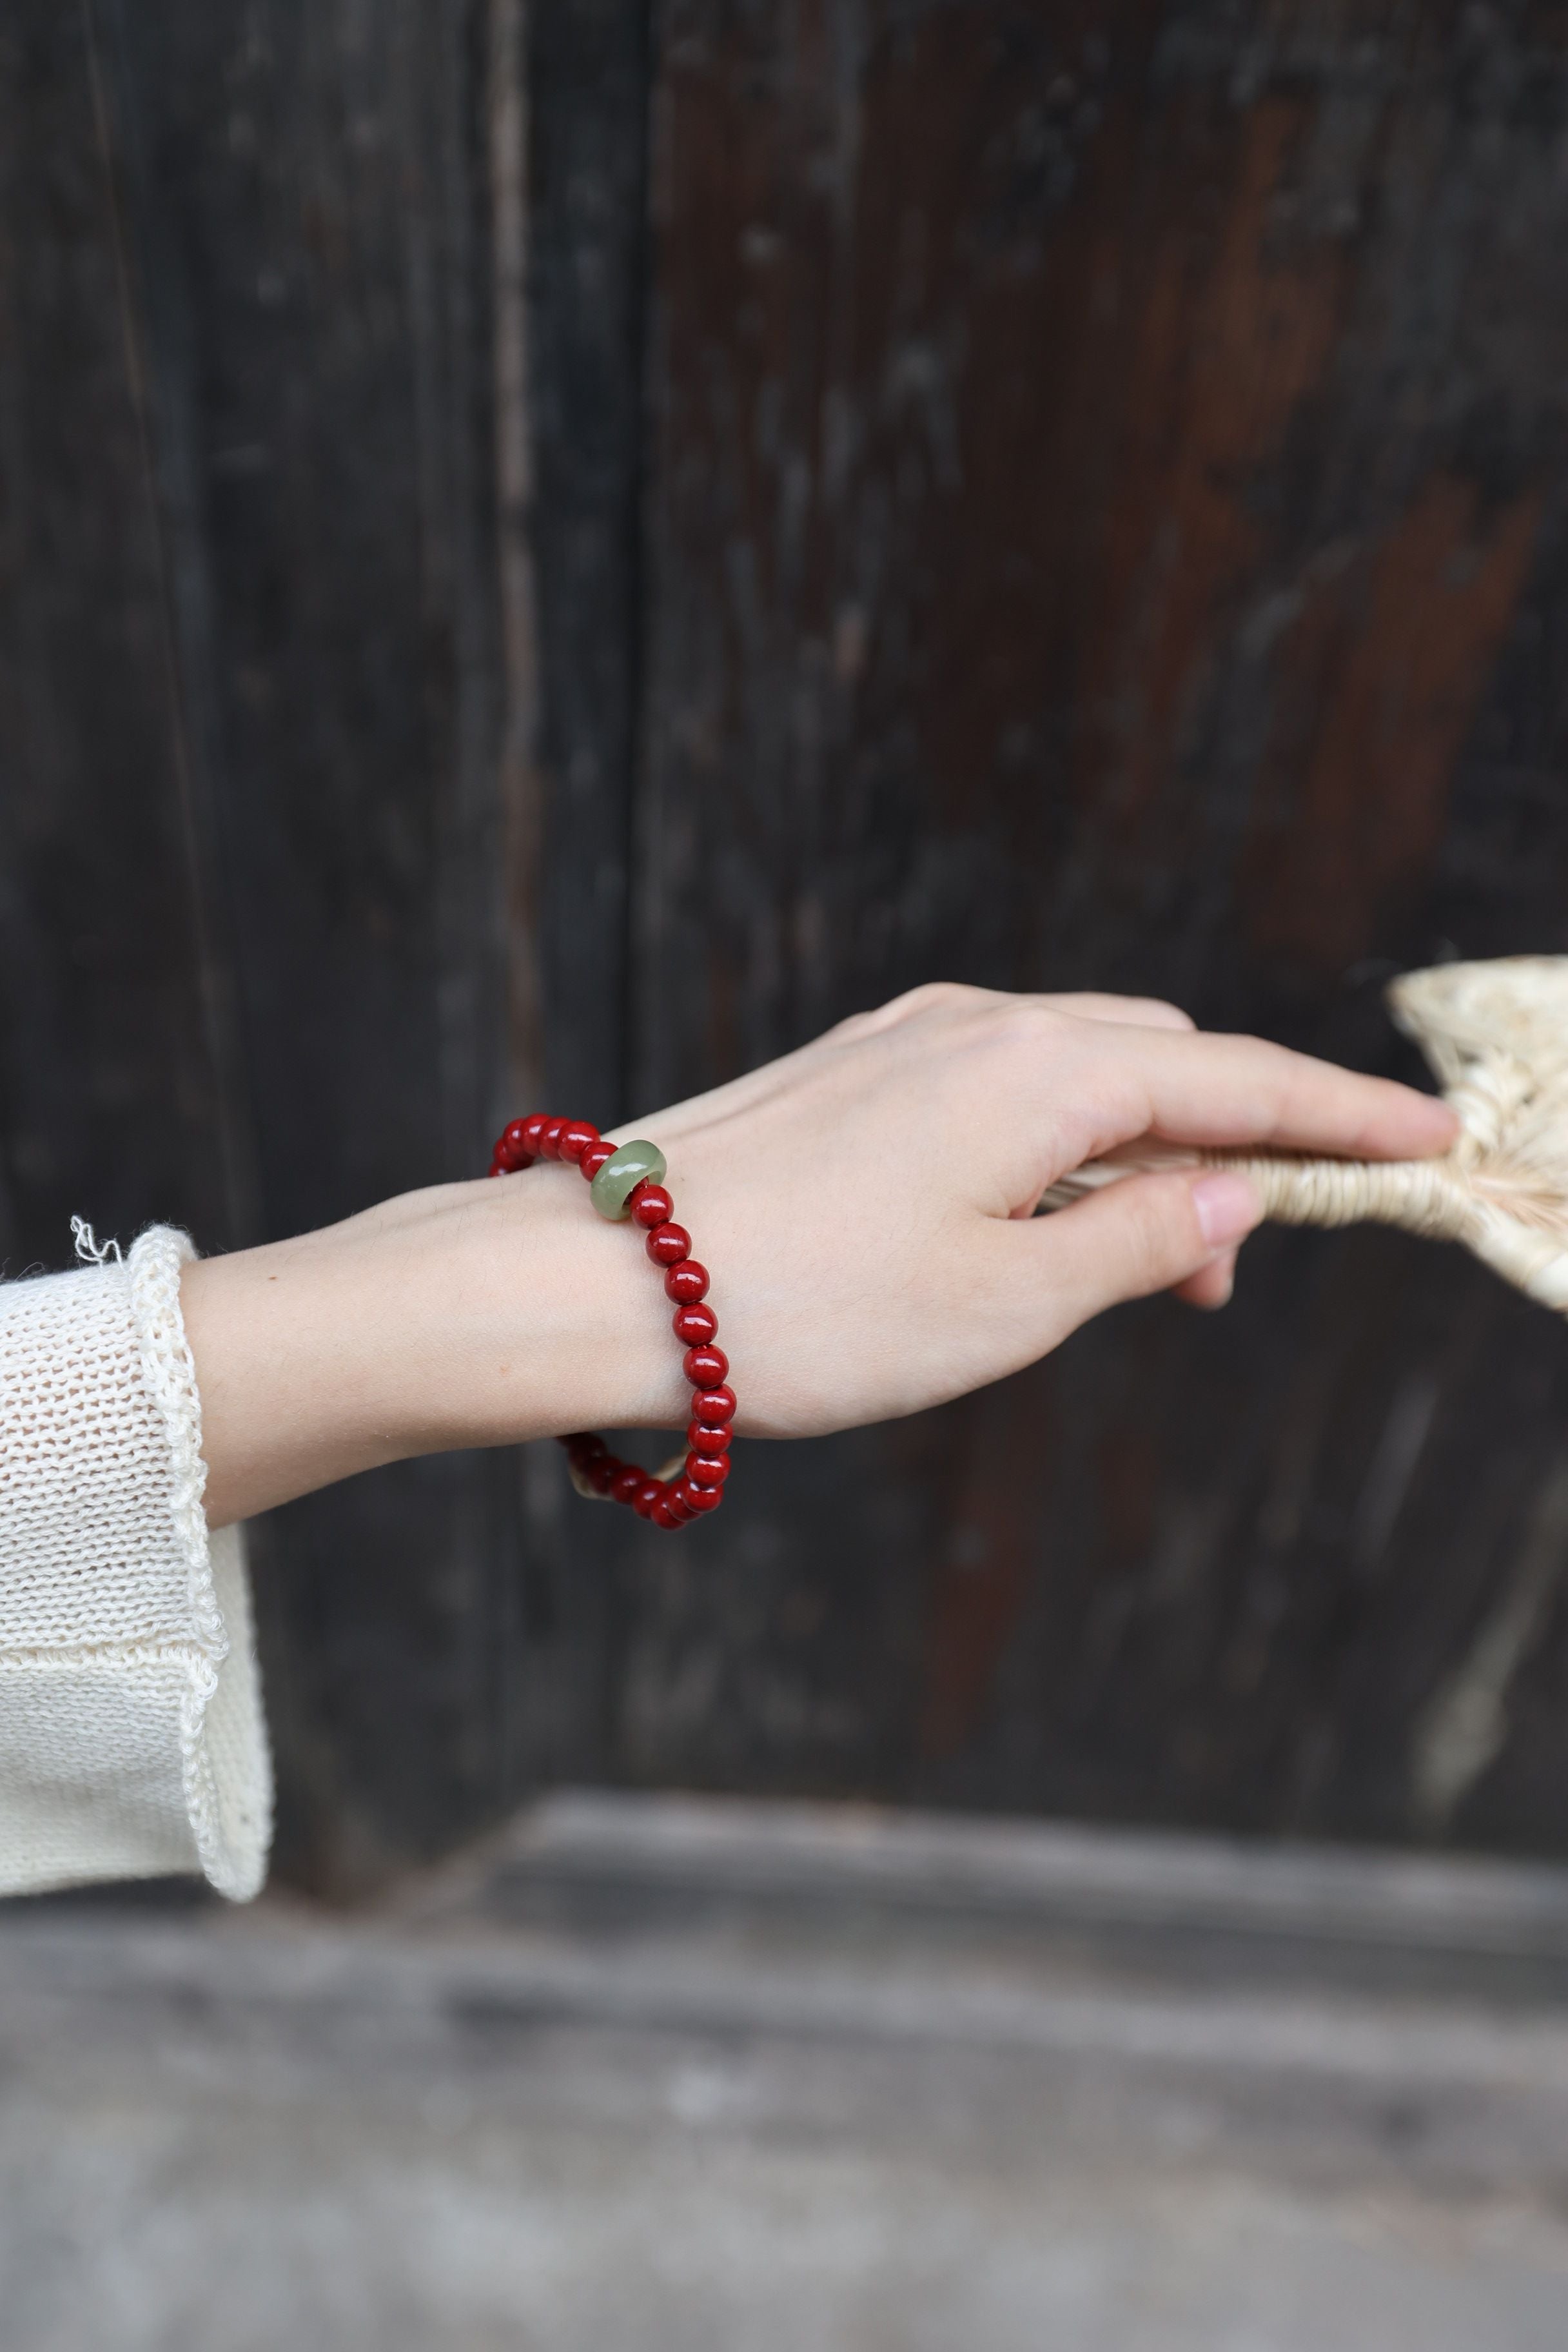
1041 957 1568 1314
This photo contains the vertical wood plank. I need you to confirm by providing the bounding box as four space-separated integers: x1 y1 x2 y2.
479 0 658 1794
90 0 531 1887
0 8 232 1273
528 0 652 1126
625 0 1568 1854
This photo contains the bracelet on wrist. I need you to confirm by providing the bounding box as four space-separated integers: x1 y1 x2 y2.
487 1114 734 1531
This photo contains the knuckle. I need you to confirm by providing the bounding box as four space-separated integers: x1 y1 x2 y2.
906 980 990 1014
834 981 989 1039
1135 995 1195 1032
992 997 1073 1054
1046 990 1194 1032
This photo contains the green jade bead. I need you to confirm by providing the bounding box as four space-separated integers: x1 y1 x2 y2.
589 1138 668 1220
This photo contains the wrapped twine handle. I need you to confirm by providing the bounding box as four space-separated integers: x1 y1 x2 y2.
1043 958 1568 1316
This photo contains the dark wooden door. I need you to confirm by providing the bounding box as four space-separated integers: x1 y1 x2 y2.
6 0 1568 1890
619 3 1568 1861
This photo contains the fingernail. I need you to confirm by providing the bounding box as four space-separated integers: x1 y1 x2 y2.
1191 1171 1261 1250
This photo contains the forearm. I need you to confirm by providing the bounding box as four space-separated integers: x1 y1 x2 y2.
180 1171 689 1528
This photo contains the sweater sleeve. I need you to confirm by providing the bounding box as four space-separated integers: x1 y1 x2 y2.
0 1226 271 1900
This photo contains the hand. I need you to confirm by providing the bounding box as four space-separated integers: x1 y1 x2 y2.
181 984 1457 1524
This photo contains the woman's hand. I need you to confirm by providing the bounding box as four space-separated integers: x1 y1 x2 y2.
182 984 1456 1525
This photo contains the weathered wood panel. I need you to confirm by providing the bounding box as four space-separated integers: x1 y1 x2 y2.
13 0 1568 1888
618 0 1568 1855
84 0 537 1888
0 0 654 1893
529 0 651 1124
0 10 234 1273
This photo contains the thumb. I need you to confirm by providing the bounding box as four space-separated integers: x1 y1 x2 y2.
1026 1169 1262 1346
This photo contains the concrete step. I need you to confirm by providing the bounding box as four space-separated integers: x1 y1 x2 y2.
5 1794 1568 2350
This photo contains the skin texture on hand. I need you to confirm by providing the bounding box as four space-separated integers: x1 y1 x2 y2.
181 984 1458 1528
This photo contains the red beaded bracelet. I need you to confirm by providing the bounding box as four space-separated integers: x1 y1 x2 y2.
487 1113 734 1531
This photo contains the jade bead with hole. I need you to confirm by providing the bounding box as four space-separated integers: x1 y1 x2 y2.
589 1138 668 1220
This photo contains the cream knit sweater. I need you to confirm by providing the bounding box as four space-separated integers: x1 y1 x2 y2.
0 1226 271 1899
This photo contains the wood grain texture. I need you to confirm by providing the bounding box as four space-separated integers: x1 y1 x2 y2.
614 0 1568 1856
84 0 537 1889
0 9 235 1273
528 0 651 1126
12 0 1568 1888
0 0 651 1892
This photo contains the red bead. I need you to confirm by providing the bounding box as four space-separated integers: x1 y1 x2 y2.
629 1182 673 1229
491 1124 533 1171
690 1384 736 1427
480 1119 736 1518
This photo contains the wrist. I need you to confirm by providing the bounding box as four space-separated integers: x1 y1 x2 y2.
392 1169 691 1456
181 1168 691 1528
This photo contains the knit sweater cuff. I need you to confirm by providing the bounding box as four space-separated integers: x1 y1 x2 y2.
0 1228 273 1900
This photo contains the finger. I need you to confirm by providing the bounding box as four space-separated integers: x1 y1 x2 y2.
1024 1169 1262 1347
1173 1247 1237 1309
1034 992 1193 1032
1076 1025 1458 1164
